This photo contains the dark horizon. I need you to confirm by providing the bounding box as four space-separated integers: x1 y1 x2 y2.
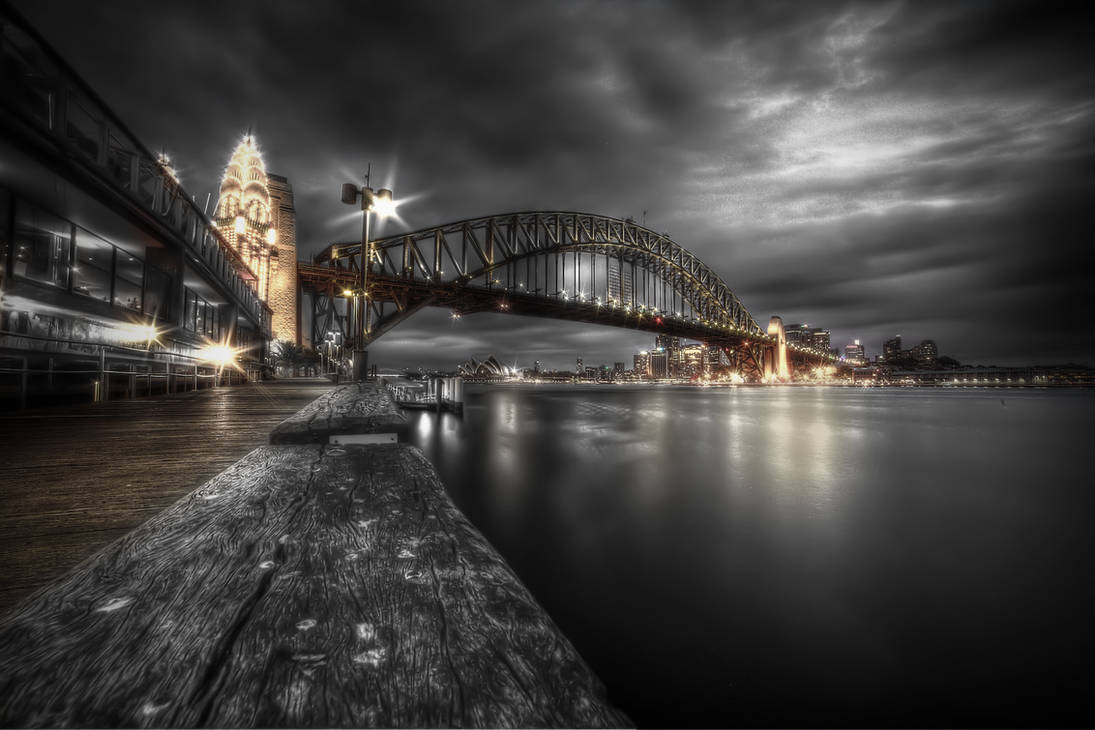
12 0 1094 371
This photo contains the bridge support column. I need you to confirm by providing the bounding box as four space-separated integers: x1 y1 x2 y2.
766 316 789 381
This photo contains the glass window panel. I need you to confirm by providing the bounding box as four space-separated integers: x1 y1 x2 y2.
108 133 135 190
66 97 101 160
114 251 142 311
0 189 10 279
184 289 197 331
195 300 206 336
206 305 219 339
144 267 172 320
73 229 112 302
12 199 70 288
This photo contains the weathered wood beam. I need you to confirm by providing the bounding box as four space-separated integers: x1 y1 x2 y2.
0 444 630 728
269 382 409 445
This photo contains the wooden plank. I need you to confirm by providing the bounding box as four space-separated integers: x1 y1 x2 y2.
0 378 336 614
269 382 409 445
0 444 630 728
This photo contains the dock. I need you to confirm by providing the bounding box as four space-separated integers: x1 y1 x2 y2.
0 382 629 727
0 378 336 614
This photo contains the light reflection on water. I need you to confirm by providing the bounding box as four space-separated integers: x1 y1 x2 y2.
406 385 1095 727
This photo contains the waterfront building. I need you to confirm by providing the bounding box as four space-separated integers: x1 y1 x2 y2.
785 323 811 346
0 9 271 407
634 350 650 377
883 335 903 363
844 340 866 365
613 361 625 375
649 348 668 378
576 356 583 374
655 334 682 375
810 329 831 352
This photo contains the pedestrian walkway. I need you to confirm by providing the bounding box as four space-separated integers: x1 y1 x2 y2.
0 378 334 613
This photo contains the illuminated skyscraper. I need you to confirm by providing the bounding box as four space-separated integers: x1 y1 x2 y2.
844 339 866 364
214 134 297 342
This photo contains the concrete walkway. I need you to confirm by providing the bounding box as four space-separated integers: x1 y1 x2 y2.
0 378 334 613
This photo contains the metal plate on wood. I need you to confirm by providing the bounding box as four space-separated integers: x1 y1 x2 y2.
329 432 397 444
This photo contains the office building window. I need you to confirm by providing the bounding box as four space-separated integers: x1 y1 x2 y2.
144 267 171 320
183 287 220 340
12 199 70 289
114 250 143 311
73 229 113 302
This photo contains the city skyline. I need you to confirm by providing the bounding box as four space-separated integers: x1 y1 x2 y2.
15 0 1093 369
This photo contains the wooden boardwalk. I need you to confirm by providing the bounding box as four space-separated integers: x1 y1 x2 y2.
0 378 334 614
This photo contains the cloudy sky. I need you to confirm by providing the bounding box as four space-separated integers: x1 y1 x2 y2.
16 0 1094 368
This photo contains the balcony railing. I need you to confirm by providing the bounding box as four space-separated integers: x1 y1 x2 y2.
0 5 269 334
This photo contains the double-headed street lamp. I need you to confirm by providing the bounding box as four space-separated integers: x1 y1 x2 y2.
340 180 394 380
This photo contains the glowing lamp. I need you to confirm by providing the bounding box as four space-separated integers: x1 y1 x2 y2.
266 228 277 245
234 215 246 234
372 188 395 217
342 289 354 297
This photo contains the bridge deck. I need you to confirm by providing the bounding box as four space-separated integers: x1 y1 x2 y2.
0 378 335 614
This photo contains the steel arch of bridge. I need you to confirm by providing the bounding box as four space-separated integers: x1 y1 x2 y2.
299 211 835 377
317 210 760 327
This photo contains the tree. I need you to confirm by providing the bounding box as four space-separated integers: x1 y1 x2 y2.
271 339 306 376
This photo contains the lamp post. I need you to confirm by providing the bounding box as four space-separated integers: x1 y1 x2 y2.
340 180 393 380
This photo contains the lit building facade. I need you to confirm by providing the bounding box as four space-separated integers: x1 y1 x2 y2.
844 339 866 364
649 349 669 378
634 351 650 376
0 7 271 408
213 135 297 343
883 335 903 363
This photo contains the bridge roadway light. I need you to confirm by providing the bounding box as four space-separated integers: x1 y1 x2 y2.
340 179 394 380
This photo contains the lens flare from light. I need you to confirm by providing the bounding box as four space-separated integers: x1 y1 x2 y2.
198 341 244 373
113 321 162 347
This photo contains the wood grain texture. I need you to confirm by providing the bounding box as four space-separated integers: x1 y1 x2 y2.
0 378 336 614
269 382 409 444
0 444 631 728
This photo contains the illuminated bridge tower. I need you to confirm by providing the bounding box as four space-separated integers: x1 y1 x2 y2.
213 134 297 342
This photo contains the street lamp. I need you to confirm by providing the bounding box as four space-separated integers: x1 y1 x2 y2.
340 180 394 380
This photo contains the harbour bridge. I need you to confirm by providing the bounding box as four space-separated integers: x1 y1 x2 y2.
298 211 836 380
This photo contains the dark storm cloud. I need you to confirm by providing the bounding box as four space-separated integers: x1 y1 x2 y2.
14 0 1094 367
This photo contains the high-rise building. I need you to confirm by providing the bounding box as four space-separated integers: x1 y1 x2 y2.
912 340 938 366
576 356 583 374
634 351 650 376
649 349 669 378
882 335 903 363
810 329 830 352
213 134 297 343
655 334 681 375
784 323 812 346
613 362 625 375
265 174 298 344
844 339 866 364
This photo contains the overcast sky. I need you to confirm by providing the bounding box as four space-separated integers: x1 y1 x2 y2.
16 0 1094 368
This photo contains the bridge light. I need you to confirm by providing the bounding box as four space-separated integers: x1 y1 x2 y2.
342 289 353 297
234 215 246 234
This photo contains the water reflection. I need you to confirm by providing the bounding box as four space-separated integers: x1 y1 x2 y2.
406 385 1095 727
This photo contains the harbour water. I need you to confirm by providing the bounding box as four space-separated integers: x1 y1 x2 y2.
405 384 1094 727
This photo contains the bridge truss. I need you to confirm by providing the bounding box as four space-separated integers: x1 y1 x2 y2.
299 211 834 379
